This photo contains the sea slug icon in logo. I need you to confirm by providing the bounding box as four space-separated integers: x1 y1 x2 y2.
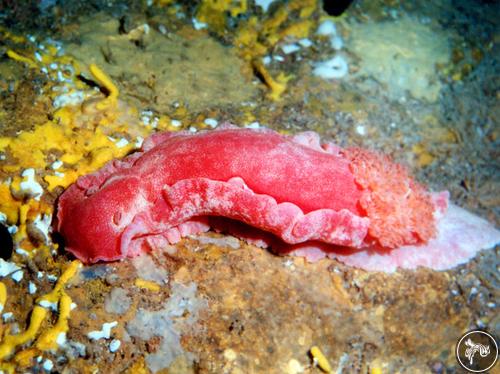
456 330 498 372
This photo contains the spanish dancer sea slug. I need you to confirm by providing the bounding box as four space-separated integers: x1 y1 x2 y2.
56 125 500 272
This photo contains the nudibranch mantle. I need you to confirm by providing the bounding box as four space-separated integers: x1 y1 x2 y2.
56 125 500 272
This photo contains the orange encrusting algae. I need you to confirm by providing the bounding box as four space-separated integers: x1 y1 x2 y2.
35 294 72 351
0 261 80 362
0 306 48 361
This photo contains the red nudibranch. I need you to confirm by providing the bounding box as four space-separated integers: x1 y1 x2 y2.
56 125 500 272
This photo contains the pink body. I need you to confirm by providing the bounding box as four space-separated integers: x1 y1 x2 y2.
56 125 500 271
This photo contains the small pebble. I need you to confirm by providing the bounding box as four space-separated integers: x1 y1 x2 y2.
11 270 23 283
204 118 218 128
2 312 13 322
28 282 37 294
43 358 53 371
109 339 121 353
